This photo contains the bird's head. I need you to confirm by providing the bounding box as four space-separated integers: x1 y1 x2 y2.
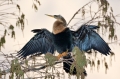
45 14 67 26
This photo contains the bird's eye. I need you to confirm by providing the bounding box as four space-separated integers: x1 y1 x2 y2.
54 15 62 18
54 15 58 17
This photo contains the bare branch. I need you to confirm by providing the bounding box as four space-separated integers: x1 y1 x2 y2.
67 0 94 26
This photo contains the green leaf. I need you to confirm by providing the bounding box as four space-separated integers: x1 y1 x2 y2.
34 0 41 5
4 29 7 36
1 36 5 44
16 4 20 12
71 47 87 78
98 21 101 26
110 7 113 12
91 60 95 67
70 63 75 74
32 3 38 11
38 1 41 5
16 20 20 27
0 42 1 49
9 25 14 30
72 46 87 68
114 35 117 40
105 62 108 73
21 13 25 19
11 31 15 39
81 7 85 19
0 36 6 48
45 53 57 66
97 60 100 66
25 59 28 66
14 58 18 64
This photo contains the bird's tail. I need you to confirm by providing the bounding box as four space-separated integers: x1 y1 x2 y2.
63 54 87 76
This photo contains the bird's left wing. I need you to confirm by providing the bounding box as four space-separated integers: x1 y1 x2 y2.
71 25 111 55
17 29 55 58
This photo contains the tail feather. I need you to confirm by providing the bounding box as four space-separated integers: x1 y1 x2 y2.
63 54 87 76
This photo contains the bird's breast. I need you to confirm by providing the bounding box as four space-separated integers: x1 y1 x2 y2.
53 28 73 53
52 20 66 34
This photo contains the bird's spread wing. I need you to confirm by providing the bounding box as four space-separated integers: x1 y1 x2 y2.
17 29 55 58
71 25 111 55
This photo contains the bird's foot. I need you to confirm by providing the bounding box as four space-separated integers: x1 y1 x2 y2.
57 51 68 60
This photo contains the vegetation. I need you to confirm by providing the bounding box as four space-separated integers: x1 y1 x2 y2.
0 0 40 49
0 0 119 79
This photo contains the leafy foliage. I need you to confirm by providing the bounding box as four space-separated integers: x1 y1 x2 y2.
70 47 87 79
0 0 118 79
68 0 119 41
45 53 58 67
9 59 24 79
16 13 25 31
0 0 41 49
0 0 25 49
32 0 41 11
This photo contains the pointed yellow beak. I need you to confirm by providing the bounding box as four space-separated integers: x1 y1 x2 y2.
45 14 54 18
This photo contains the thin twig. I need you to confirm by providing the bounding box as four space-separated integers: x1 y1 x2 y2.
67 0 94 26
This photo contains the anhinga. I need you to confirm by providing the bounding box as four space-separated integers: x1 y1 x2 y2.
17 14 111 75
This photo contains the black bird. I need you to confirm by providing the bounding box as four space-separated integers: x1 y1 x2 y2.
17 14 111 75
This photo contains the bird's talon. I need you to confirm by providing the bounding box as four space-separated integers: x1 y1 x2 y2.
57 51 68 60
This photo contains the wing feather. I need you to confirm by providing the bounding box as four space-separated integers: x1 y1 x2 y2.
71 25 111 55
17 29 55 58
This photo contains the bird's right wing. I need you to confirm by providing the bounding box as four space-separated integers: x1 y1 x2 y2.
71 25 111 55
17 29 55 58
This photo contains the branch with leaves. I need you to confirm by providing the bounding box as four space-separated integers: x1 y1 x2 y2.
0 0 41 49
68 0 120 41
0 46 115 79
0 0 119 79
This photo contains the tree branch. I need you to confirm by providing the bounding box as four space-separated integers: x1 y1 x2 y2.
67 0 94 26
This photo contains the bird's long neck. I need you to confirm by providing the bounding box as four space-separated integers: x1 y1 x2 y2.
53 20 66 34
61 17 67 26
